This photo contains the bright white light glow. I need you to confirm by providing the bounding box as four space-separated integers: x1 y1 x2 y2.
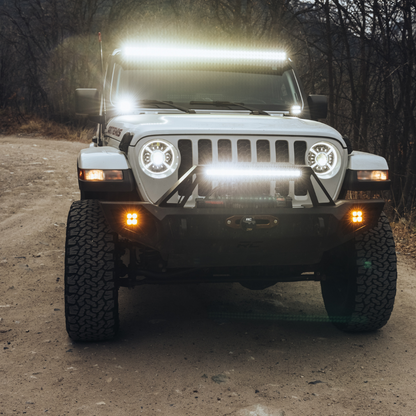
151 150 165 166
123 46 287 62
205 168 302 179
117 97 135 114
139 139 180 178
316 153 328 167
307 141 340 178
291 105 302 115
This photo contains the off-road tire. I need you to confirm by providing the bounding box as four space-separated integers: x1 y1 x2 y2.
321 212 397 332
65 200 119 341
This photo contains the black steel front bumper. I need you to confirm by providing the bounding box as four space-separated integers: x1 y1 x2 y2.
100 202 385 269
99 165 385 269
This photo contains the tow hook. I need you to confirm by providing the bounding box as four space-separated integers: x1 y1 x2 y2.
226 215 279 231
241 216 256 231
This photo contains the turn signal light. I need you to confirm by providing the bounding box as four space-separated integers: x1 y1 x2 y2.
352 211 363 223
357 170 388 181
126 213 138 226
84 169 105 180
79 169 123 181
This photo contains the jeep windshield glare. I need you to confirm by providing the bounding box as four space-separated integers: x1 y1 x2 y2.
108 65 303 114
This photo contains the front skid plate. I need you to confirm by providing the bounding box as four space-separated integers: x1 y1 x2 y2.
100 200 384 268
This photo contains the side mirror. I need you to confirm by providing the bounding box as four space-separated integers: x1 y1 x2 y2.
307 95 328 120
75 88 103 123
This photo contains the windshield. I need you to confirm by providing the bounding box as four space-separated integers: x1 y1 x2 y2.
109 64 302 112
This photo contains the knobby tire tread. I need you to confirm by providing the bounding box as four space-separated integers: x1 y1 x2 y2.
322 212 397 332
65 200 119 341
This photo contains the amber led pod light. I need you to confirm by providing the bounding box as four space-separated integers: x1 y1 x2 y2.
352 210 363 223
126 213 138 226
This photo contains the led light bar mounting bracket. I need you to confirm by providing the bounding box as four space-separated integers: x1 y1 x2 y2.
155 165 335 208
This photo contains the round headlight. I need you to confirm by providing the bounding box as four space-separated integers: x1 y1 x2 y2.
307 141 340 178
139 139 180 178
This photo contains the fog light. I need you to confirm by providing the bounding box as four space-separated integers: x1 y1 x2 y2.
126 213 138 226
352 211 363 223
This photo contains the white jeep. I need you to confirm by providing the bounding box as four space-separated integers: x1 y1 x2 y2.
65 44 397 341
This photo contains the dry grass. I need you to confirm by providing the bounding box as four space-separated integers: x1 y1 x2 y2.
391 211 416 258
0 111 94 143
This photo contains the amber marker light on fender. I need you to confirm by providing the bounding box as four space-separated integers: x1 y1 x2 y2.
84 169 105 181
126 213 138 226
352 210 363 223
357 170 388 181
79 169 124 181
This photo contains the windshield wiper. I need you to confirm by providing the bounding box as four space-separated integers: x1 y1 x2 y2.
189 101 270 116
138 100 195 114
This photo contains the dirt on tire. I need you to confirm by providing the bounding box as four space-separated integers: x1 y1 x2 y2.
1 136 416 415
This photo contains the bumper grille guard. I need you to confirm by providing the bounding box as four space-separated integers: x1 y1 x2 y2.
156 165 335 208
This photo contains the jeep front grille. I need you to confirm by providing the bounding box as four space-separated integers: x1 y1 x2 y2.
177 137 307 197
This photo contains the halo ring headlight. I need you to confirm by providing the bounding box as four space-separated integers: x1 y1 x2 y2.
307 141 341 178
139 139 180 178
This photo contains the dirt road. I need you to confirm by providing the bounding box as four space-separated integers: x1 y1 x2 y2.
1 136 415 416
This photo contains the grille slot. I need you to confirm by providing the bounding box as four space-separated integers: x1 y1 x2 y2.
198 139 212 196
275 140 289 163
198 139 212 164
237 140 251 162
218 139 232 162
294 141 307 195
178 139 193 196
256 140 270 162
294 141 307 165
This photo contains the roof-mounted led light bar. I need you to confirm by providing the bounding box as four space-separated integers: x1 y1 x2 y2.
122 46 287 63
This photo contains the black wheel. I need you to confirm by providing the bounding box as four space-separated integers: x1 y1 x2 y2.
321 212 397 332
65 200 119 341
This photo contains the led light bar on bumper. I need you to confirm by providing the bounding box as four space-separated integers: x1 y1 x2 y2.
204 166 302 180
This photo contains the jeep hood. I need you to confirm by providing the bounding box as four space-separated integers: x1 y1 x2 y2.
106 114 345 147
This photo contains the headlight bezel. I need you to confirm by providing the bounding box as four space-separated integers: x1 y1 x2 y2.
138 139 180 179
306 141 341 179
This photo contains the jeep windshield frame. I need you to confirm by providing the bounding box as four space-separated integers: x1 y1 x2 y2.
105 53 304 115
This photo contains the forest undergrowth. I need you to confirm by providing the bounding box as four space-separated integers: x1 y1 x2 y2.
0 110 93 143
